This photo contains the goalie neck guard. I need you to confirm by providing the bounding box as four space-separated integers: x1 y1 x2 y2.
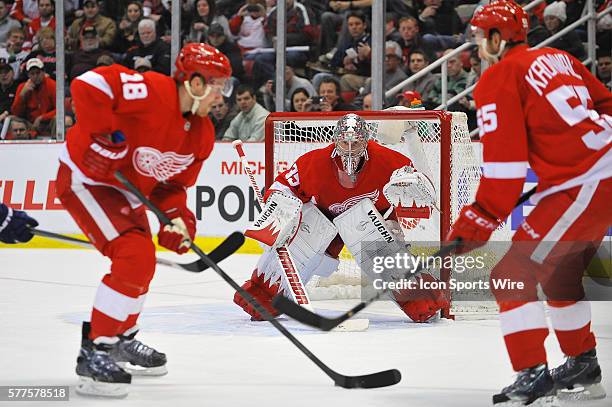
331 113 371 187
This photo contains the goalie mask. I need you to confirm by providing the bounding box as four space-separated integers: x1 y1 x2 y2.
331 113 370 185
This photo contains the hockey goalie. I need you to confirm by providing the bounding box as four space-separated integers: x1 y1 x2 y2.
234 113 449 322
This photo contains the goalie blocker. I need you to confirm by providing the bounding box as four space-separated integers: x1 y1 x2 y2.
333 199 449 322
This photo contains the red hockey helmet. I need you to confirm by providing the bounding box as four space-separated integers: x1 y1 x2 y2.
174 43 232 83
470 1 529 43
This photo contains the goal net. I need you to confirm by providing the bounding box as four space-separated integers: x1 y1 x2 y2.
265 110 508 317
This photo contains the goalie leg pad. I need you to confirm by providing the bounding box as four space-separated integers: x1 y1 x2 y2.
297 252 342 283
252 202 339 290
236 202 340 320
392 273 450 322
333 199 410 282
233 269 282 321
286 202 338 280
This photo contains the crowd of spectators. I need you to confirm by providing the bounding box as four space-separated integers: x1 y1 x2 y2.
0 0 609 141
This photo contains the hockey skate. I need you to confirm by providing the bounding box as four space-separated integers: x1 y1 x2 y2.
111 325 168 376
493 364 559 406
75 322 131 398
550 348 606 401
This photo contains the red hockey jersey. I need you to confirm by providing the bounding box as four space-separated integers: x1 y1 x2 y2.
61 64 215 205
474 44 612 219
270 141 413 219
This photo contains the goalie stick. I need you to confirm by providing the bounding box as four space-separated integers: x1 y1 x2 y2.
233 140 313 307
29 228 242 273
114 170 400 389
232 140 369 332
273 187 537 331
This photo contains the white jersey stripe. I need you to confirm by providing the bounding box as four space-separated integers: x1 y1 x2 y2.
482 161 528 179
531 181 598 264
530 147 612 205
500 301 548 336
93 282 139 322
71 175 120 242
548 301 591 331
76 71 114 100
130 294 147 315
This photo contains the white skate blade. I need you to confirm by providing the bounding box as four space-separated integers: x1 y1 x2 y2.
333 319 369 332
493 395 560 407
76 377 129 398
118 362 168 376
557 382 606 401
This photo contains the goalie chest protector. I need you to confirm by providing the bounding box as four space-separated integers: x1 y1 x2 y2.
275 141 413 218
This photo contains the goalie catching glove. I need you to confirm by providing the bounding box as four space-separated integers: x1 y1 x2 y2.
245 192 303 248
383 165 436 217
158 206 196 254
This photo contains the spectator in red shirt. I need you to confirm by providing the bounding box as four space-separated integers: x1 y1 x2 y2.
9 0 39 25
11 57 56 136
25 0 56 49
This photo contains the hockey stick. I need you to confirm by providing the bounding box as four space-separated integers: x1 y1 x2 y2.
273 186 537 331
30 228 243 273
114 170 400 389
232 141 369 332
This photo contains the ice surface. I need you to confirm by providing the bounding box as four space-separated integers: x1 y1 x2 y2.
0 249 610 406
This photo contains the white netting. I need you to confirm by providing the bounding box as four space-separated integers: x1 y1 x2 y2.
267 111 505 316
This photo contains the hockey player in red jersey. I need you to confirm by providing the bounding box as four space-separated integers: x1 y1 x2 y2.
234 113 449 323
447 1 611 405
55 43 231 398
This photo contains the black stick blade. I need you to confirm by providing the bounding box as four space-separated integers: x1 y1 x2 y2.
156 232 245 272
272 295 347 331
185 232 245 272
335 369 402 389
272 295 325 327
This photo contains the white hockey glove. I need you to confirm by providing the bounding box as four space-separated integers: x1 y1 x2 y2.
245 192 303 249
383 165 436 210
